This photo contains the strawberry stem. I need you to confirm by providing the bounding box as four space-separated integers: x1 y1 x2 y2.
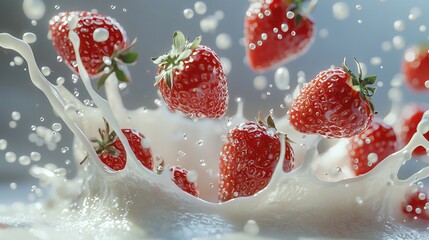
342 58 377 113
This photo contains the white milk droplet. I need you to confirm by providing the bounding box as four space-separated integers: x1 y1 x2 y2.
22 32 37 44
10 182 17 190
183 9 194 19
186 170 198 183
52 123 62 131
56 77 65 85
8 121 17 129
243 219 260 235
93 28 109 42
220 57 231 75
22 0 46 20
393 20 405 32
216 33 232 49
14 56 24 66
367 153 378 164
30 152 41 161
333 2 350 20
194 1 207 15
200 16 218 33
5 152 16 163
0 139 7 150
286 11 295 19
41 66 51 76
392 36 405 49
274 67 290 90
425 80 429 89
370 57 382 66
11 111 21 121
19 155 31 166
253 76 267 90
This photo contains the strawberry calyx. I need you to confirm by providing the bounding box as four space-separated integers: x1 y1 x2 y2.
342 57 377 113
151 31 201 89
285 0 318 24
91 119 120 157
96 38 139 89
257 112 294 143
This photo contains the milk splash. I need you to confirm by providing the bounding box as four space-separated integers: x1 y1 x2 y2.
1 3 429 240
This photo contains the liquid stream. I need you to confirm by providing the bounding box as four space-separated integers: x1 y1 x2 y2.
0 32 428 240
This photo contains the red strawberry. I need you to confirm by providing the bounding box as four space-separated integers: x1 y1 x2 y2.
88 121 153 171
403 44 429 91
348 119 398 176
402 189 429 220
244 0 315 72
49 11 138 87
399 104 429 156
289 58 376 138
219 114 295 202
152 31 228 119
169 166 199 197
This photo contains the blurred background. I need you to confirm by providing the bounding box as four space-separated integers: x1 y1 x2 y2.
0 0 428 203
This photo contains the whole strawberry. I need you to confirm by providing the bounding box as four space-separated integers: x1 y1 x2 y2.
219 114 294 202
49 11 138 87
88 121 153 171
289 58 376 138
399 104 429 156
152 31 228 119
403 44 429 91
348 119 398 176
244 0 315 72
402 189 429 221
169 166 199 197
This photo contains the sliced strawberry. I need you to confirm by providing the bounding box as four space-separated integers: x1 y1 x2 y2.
348 119 398 176
219 114 294 202
289 58 376 138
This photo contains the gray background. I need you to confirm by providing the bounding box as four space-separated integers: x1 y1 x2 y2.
0 0 428 202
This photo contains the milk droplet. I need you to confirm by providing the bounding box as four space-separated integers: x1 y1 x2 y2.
5 152 16 163
319 29 329 38
425 80 429 89
14 56 24 66
10 182 17 190
367 153 378 164
274 67 290 90
52 123 62 131
56 77 65 85
393 20 405 32
392 36 405 49
370 57 382 66
41 66 51 76
200 16 218 33
9 121 17 129
19 155 31 166
22 32 37 44
220 57 231 75
194 1 207 15
253 76 267 90
186 170 198 183
183 9 194 19
409 7 421 20
22 0 46 21
381 41 392 52
419 25 427 32
93 28 109 42
216 33 232 49
72 74 79 83
333 2 350 20
286 11 295 19
355 4 362 10
0 139 7 151
30 152 41 161
11 111 21 121
243 219 260 235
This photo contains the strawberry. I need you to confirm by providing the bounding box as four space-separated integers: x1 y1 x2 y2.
348 119 398 176
402 189 429 221
244 0 315 72
403 44 429 91
219 114 295 202
87 120 153 171
289 58 377 138
152 31 228 119
49 11 138 88
169 166 199 197
399 104 429 156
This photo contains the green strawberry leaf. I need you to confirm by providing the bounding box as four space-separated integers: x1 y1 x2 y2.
119 52 138 64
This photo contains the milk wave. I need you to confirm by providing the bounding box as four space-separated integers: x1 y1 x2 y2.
0 32 429 240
